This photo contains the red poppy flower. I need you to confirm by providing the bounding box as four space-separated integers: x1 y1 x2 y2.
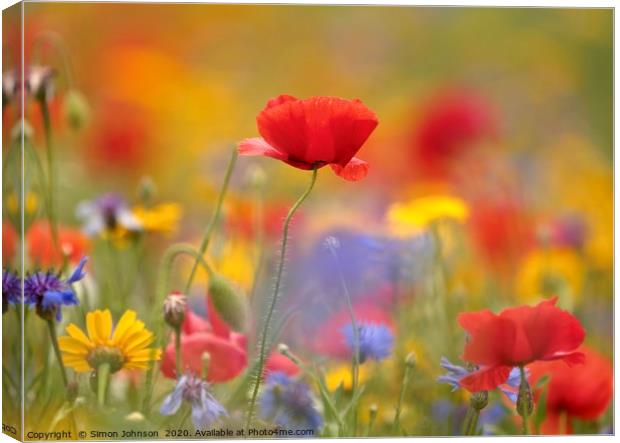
457 297 585 392
26 221 89 267
239 95 378 181
528 346 612 434
310 302 394 359
265 351 300 377
2 223 17 263
161 303 247 383
411 89 497 178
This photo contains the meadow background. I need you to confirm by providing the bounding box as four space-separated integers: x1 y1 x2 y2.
2 4 613 438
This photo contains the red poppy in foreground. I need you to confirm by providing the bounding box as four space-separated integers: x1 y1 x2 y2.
457 297 585 392
161 302 247 383
528 346 612 434
26 221 90 267
239 95 378 181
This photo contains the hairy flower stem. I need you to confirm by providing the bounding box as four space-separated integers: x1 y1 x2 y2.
517 365 532 435
184 148 237 294
39 99 60 253
392 360 413 434
245 168 318 431
97 362 111 406
46 318 68 388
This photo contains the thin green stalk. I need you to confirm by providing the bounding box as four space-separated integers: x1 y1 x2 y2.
366 405 378 437
174 327 182 378
327 242 361 434
39 99 60 252
392 360 413 434
46 318 68 388
184 148 237 294
97 363 111 406
518 365 531 435
245 168 318 430
280 346 345 433
463 407 480 435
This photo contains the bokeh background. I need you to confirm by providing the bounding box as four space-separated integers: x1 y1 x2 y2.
2 4 613 437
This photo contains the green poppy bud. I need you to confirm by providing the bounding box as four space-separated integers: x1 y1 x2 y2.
208 273 247 333
64 89 89 130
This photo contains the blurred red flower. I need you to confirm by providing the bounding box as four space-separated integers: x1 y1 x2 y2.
86 100 150 172
26 221 89 267
457 297 585 392
310 302 394 359
265 352 300 377
161 299 247 383
239 95 378 181
411 89 497 178
468 196 535 273
2 223 17 263
528 346 612 434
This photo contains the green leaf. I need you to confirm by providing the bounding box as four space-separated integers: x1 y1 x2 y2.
533 375 550 434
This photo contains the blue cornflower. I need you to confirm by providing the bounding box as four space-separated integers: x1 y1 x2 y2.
160 373 227 429
24 257 87 321
341 322 394 363
437 357 525 402
2 269 21 314
259 372 323 433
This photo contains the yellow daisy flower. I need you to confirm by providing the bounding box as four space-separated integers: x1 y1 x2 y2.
387 195 469 237
132 203 182 235
59 309 161 373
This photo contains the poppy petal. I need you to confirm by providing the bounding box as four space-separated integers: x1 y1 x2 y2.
238 138 287 161
330 157 369 181
459 365 513 392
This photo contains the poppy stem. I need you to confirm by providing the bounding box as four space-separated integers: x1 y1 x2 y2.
97 362 111 406
46 318 68 388
245 167 318 431
184 147 237 295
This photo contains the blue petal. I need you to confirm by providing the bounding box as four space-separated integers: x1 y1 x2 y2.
160 378 186 416
67 257 88 284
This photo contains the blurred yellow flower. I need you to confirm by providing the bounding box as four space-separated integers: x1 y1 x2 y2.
387 195 469 237
59 309 161 373
132 203 182 235
516 247 584 307
324 363 370 392
214 239 256 292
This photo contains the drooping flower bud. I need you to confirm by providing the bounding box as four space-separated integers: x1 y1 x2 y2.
163 292 187 329
207 273 247 332
64 89 90 130
137 176 157 206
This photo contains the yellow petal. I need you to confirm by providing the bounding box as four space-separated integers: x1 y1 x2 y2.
96 310 113 343
111 310 137 344
58 337 90 355
123 331 154 353
127 348 161 362
117 321 145 348
86 311 98 342
65 324 94 349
